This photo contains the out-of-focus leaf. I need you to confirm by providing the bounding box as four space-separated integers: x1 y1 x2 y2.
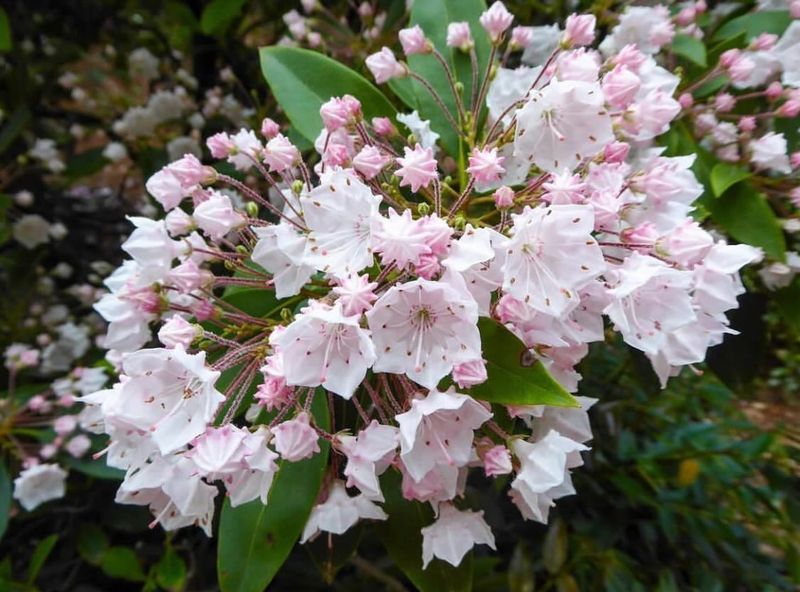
27 534 58 584
0 463 10 540
101 546 147 582
774 278 800 333
201 0 247 36
672 34 707 67
710 162 751 197
306 524 362 584
0 7 11 52
376 471 473 592
0 106 31 155
508 543 535 592
543 519 568 574
64 148 109 181
61 455 124 480
259 46 396 144
714 10 791 41
217 392 330 592
155 546 187 592
468 318 578 407
76 524 109 565
706 182 785 261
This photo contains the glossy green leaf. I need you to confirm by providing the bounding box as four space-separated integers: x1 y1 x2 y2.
714 10 791 41
709 162 751 197
76 524 109 565
400 0 491 158
706 182 785 260
155 547 187 591
376 471 473 592
0 7 11 52
27 534 58 584
0 463 10 540
671 34 707 67
101 546 147 582
468 318 578 407
200 0 247 36
259 46 396 144
217 392 330 592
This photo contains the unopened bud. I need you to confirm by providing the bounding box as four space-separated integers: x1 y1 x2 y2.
245 201 259 217
452 215 467 231
280 308 294 322
291 180 304 195
417 202 431 215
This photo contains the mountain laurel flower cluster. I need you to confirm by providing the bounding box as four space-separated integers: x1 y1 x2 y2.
85 1 762 569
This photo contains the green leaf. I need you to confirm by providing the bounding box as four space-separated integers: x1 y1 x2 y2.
259 46 396 144
705 182 785 260
0 463 10 541
714 11 791 41
217 392 330 592
0 106 30 155
101 546 147 582
376 471 473 592
403 0 491 158
76 524 109 565
773 279 800 334
710 163 751 197
468 318 578 407
200 0 247 36
671 34 707 67
64 148 109 181
306 523 362 584
543 519 567 574
27 534 58 584
0 7 11 52
155 547 187 592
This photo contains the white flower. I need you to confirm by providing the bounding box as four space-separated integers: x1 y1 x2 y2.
396 111 440 150
750 132 791 174
251 222 315 298
13 464 68 511
421 503 496 568
514 79 613 173
300 481 387 543
775 21 800 87
12 215 51 249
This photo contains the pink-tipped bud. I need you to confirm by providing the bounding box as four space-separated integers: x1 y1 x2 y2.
766 81 784 101
399 25 431 55
371 116 396 136
562 13 596 47
467 146 506 183
791 0 800 18
479 1 514 42
482 445 513 476
365 47 407 84
447 22 474 51
694 0 707 13
604 141 630 164
353 145 390 180
778 99 800 118
602 65 640 109
452 359 488 388
752 33 777 51
261 118 280 139
158 315 199 349
614 44 647 72
510 26 533 49
714 92 736 113
791 152 800 169
719 49 740 68
678 93 694 109
676 7 696 26
207 132 235 158
738 116 757 132
493 185 514 208
263 134 300 172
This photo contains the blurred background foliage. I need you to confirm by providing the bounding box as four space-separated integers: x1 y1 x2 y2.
0 0 797 591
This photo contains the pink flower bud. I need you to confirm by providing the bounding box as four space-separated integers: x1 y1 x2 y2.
480 1 514 42
467 147 506 183
719 49 740 68
714 92 736 113
728 54 755 83
695 0 707 13
207 132 235 158
738 116 757 132
167 154 208 187
791 152 800 169
493 185 514 208
28 395 50 413
614 44 646 72
332 274 378 316
272 412 320 462
482 445 512 477
353 145 390 180
602 65 640 109
263 134 300 172
320 98 352 132
791 0 800 18
66 435 91 458
395 144 438 192
399 25 431 55
675 7 696 26
752 33 777 51
563 13 596 47
371 116 396 136
165 208 194 236
322 142 351 168
621 223 658 252
510 26 533 49
791 187 800 208
604 141 630 164
446 22 474 51
452 359 488 388
145 169 184 211
778 99 800 118
414 252 441 279
766 81 784 101
192 298 216 321
158 315 198 349
54 415 77 436
261 118 280 139
678 93 694 109
365 47 406 84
